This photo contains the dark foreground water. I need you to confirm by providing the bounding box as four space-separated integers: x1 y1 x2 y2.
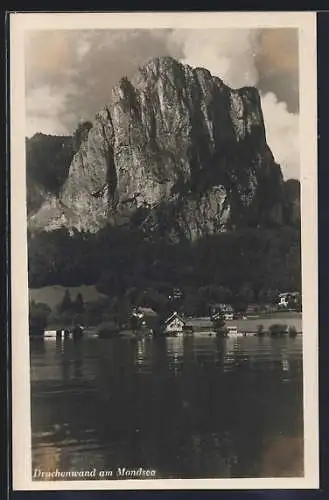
30 335 304 480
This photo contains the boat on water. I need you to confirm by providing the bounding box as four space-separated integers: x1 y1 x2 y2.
192 326 243 337
41 325 85 340
213 326 245 337
226 326 244 336
43 329 58 339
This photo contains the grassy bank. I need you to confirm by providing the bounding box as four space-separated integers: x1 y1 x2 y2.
187 313 302 334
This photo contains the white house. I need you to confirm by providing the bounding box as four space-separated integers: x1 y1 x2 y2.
163 312 186 335
277 292 300 308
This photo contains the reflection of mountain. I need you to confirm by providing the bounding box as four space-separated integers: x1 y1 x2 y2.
223 335 302 367
29 338 102 386
261 435 303 477
30 336 303 479
32 443 61 478
30 340 64 383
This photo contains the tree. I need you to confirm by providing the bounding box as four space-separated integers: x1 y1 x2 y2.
114 295 132 328
198 285 233 304
58 289 73 314
237 283 254 304
27 213 302 308
73 121 93 152
125 287 140 305
129 312 143 331
258 288 277 304
211 310 227 336
82 296 112 325
296 296 302 312
74 293 85 314
141 289 168 314
182 292 201 317
287 293 301 311
194 289 209 317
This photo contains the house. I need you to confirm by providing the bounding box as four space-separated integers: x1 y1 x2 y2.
131 307 144 321
168 288 184 301
130 307 159 333
162 312 186 336
277 292 300 309
209 303 234 321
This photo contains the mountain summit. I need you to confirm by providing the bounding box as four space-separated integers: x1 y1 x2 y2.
28 56 288 239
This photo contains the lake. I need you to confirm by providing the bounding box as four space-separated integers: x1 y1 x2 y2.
30 335 304 480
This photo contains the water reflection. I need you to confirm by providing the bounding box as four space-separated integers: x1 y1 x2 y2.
30 335 303 479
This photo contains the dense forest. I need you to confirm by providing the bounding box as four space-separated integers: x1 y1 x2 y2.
28 223 301 311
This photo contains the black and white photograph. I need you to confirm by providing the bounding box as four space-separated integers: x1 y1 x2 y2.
10 12 318 490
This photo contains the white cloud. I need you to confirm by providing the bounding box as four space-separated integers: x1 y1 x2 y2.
261 92 299 180
26 84 69 137
170 29 259 87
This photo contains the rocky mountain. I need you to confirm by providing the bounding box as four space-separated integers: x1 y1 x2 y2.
27 56 296 240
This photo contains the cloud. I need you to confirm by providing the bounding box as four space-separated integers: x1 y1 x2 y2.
169 29 260 88
25 28 299 179
260 92 299 180
25 29 181 136
26 84 70 136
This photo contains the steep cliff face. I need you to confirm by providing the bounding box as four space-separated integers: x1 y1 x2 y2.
28 56 284 239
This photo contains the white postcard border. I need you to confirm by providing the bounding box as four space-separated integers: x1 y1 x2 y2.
10 11 319 491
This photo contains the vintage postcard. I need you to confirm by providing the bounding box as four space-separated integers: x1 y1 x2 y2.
10 11 318 490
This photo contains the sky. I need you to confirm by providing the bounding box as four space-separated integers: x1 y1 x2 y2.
25 28 299 180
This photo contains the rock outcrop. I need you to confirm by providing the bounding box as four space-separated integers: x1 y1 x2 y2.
28 56 284 240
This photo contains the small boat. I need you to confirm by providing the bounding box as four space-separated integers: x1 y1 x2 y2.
43 330 58 339
226 326 244 336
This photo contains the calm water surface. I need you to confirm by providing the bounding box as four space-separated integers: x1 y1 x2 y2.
30 335 304 479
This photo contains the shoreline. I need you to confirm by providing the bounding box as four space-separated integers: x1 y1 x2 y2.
31 312 303 340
